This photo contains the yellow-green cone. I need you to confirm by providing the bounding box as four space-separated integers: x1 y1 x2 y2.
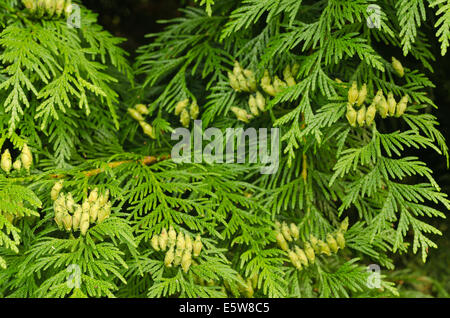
295 246 309 266
340 217 349 232
290 223 299 240
365 103 377 126
164 247 175 267
281 222 293 242
326 233 339 253
288 250 302 270
1 149 12 174
336 231 346 249
175 99 189 116
248 95 259 116
151 235 160 251
348 82 359 105
392 57 404 77
255 91 266 112
276 232 289 251
231 107 252 123
135 104 149 115
346 105 357 127
139 121 156 139
357 84 367 106
378 95 389 119
21 144 33 172
128 108 144 122
357 106 366 127
180 109 191 128
304 242 315 263
395 95 409 117
193 235 203 257
190 100 200 120
387 92 397 117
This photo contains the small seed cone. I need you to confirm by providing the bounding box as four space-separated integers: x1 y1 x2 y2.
185 234 193 253
13 159 22 171
236 73 250 92
357 106 366 127
228 72 241 91
180 109 191 128
288 250 302 270
387 92 397 117
72 205 82 231
378 95 389 119
151 235 160 251
281 222 293 242
273 76 287 93
276 232 289 251
395 95 409 117
318 240 331 256
88 188 98 203
304 242 315 263
231 107 252 123
55 0 65 16
1 149 12 174
51 181 64 201
21 144 33 172
309 235 319 253
248 95 259 116
190 100 200 120
159 228 168 251
128 108 144 122
193 235 203 257
346 105 357 127
97 206 108 223
365 103 377 126
373 90 384 105
255 91 266 112
62 213 73 232
139 121 156 139
164 247 175 267
89 201 100 223
326 234 339 253
168 225 177 246
392 57 404 77
289 223 299 241
336 231 346 249
348 82 359 105
174 247 183 266
176 232 186 251
243 69 257 91
295 246 309 266
80 212 90 236
175 99 190 116
357 84 367 106
82 200 90 214
340 217 349 232
65 193 75 214
64 0 73 19
181 251 192 273
135 104 149 115
45 0 56 17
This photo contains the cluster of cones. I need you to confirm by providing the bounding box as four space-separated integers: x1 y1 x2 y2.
1 144 33 174
174 99 200 128
151 226 203 273
22 0 73 18
52 182 111 235
228 62 300 123
275 218 349 271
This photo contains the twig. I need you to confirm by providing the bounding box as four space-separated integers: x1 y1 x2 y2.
50 155 171 179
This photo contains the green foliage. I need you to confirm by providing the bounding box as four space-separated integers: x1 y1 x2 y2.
0 0 449 298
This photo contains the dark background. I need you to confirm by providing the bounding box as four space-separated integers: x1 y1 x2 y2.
81 0 450 296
